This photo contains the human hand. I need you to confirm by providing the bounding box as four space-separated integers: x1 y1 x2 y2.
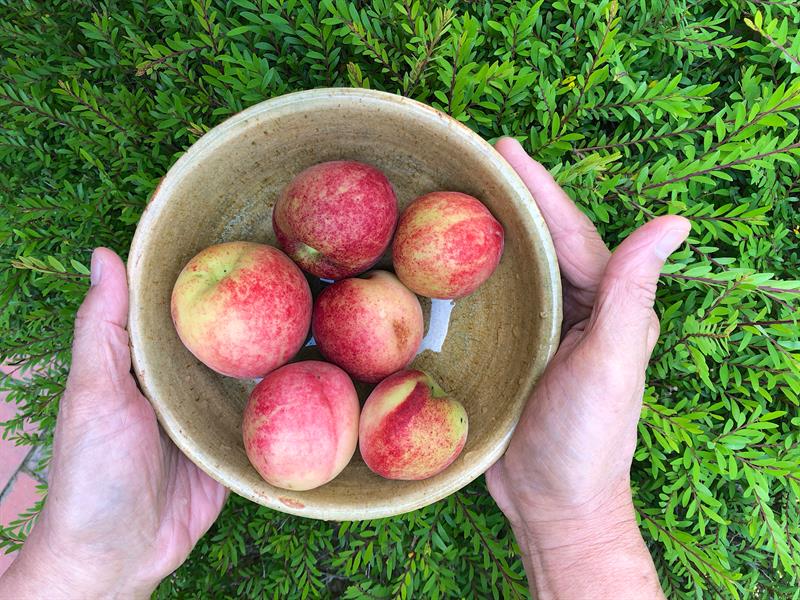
0 249 228 599
486 138 689 598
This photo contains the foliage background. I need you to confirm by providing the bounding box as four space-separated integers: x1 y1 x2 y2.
2 0 799 597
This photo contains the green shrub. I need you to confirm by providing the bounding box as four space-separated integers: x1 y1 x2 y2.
2 0 799 597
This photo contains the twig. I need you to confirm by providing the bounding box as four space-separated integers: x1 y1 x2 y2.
454 495 525 599
643 141 800 191
759 29 800 71
403 12 451 97
664 273 799 296
135 45 206 76
639 514 739 585
56 83 127 134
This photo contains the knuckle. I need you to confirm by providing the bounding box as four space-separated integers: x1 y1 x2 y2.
627 277 658 307
603 272 658 308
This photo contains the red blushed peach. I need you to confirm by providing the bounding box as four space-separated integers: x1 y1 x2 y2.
243 361 359 490
312 271 423 383
273 160 398 279
359 369 468 480
171 241 311 378
392 191 504 299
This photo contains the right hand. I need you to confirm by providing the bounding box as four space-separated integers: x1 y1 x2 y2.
485 138 687 599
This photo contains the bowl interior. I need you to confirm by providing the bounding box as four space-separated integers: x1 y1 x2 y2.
129 89 561 520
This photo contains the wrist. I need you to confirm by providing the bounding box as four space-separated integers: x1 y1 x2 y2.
499 473 636 541
516 479 637 546
1 511 158 599
518 491 641 566
501 480 663 600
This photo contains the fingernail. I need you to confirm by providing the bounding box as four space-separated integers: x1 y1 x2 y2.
655 225 690 260
496 135 521 149
90 249 103 286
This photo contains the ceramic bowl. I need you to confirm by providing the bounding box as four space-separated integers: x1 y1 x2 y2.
128 88 561 521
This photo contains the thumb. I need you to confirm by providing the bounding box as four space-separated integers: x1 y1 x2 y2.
66 248 132 396
584 216 690 368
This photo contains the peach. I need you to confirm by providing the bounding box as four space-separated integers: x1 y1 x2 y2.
170 241 311 378
359 369 468 480
273 160 398 279
312 271 423 383
392 191 504 299
243 361 359 490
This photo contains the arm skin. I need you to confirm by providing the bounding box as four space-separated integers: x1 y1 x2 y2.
508 487 664 599
0 249 227 599
487 137 689 599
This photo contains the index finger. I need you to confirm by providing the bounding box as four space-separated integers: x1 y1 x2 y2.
494 137 610 293
66 248 132 397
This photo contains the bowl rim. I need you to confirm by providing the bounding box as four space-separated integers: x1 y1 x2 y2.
128 87 562 521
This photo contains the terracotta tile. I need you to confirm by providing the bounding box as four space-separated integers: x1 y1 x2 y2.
0 470 41 577
0 440 30 493
0 391 17 421
1 397 39 439
1 369 34 490
0 472 41 526
0 549 17 578
1 361 43 439
0 366 46 577
0 362 24 378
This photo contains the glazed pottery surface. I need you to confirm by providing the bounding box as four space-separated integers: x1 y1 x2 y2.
128 88 562 520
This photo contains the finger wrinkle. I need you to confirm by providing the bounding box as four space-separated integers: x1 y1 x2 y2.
70 334 132 387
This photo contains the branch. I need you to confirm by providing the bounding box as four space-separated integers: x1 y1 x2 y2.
576 87 800 155
575 123 712 153
712 88 800 150
661 331 729 356
345 22 395 75
760 29 800 71
739 319 797 327
135 45 206 76
9 260 89 280
454 494 525 599
0 93 88 134
595 92 707 112
446 34 461 115
663 273 800 296
403 11 451 96
561 17 612 128
199 1 220 54
56 83 127 134
639 514 739 585
643 141 800 191
542 12 615 151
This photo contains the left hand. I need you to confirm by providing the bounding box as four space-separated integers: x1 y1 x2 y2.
1 248 227 598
